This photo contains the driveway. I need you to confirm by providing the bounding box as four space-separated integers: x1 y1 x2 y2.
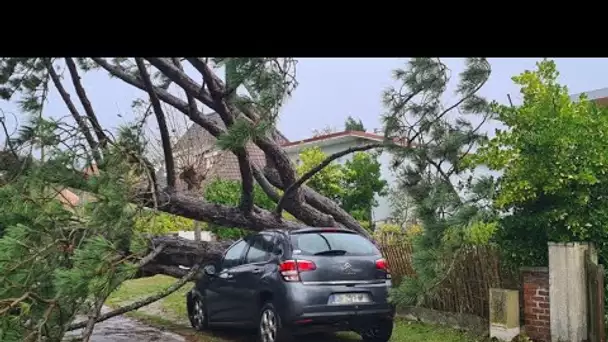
63 306 357 342
64 306 185 342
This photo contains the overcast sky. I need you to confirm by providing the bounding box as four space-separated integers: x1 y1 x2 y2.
1 58 607 143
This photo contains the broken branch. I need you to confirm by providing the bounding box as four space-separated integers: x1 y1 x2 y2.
67 264 201 331
135 58 177 188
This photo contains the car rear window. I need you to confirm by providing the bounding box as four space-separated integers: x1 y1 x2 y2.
289 232 379 256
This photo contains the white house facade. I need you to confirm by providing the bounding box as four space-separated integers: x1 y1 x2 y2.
282 131 397 223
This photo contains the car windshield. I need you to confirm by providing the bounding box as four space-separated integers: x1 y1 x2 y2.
290 232 379 256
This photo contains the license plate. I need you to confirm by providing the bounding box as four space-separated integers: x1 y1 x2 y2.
328 293 371 305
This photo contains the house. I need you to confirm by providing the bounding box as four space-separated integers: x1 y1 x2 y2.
171 120 399 223
161 112 290 192
147 88 608 224
282 130 396 224
570 86 608 105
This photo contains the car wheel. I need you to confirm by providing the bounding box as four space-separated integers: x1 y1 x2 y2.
258 302 291 342
359 318 393 342
188 293 209 331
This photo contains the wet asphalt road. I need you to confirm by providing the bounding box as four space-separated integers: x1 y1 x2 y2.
64 306 186 342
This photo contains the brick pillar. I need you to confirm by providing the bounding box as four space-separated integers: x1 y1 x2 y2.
521 267 550 342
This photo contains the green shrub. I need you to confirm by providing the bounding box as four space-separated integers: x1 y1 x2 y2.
471 60 608 268
133 210 196 236
204 178 276 240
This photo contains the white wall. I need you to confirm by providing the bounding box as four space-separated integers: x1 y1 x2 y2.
177 230 215 242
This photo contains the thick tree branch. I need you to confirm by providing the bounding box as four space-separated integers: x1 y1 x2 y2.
135 58 176 188
44 59 101 164
138 242 166 267
151 57 254 212
235 148 255 212
234 103 301 191
138 236 233 278
48 58 370 238
275 143 386 216
99 59 255 208
146 189 302 231
264 168 372 239
64 58 109 148
93 58 326 227
186 58 225 99
168 58 258 211
170 58 199 120
185 57 233 123
145 58 216 109
252 166 281 202
95 58 254 209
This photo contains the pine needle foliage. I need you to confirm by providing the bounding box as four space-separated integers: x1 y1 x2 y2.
0 121 162 341
382 58 499 306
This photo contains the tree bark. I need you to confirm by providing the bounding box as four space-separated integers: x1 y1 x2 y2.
145 189 303 232
138 236 234 278
135 58 176 189
64 58 109 148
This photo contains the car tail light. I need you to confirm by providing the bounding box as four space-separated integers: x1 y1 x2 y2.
279 259 316 282
376 258 391 278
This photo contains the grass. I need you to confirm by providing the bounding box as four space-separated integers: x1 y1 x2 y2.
106 275 478 342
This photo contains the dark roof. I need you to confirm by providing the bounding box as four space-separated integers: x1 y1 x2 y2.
166 112 290 192
174 112 289 152
282 131 384 147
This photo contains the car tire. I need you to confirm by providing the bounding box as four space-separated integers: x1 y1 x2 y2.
359 318 394 342
187 293 209 331
258 302 292 342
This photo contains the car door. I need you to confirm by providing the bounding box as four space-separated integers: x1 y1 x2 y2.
233 233 277 324
204 239 247 322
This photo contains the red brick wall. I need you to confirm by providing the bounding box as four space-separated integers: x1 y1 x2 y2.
521 267 550 342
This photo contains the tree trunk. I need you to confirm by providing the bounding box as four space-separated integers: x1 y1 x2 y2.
139 236 233 278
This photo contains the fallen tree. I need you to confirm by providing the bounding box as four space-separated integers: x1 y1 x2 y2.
0 57 492 341
138 236 234 278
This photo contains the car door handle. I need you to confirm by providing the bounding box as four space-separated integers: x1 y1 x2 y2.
251 268 263 274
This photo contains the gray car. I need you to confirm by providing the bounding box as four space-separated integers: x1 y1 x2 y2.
186 227 395 342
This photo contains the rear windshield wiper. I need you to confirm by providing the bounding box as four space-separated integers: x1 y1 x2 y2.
314 249 347 256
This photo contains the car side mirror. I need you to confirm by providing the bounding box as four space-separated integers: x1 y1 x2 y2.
203 264 217 277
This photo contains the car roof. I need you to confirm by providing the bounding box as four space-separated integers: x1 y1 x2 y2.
289 227 356 235
259 227 356 237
